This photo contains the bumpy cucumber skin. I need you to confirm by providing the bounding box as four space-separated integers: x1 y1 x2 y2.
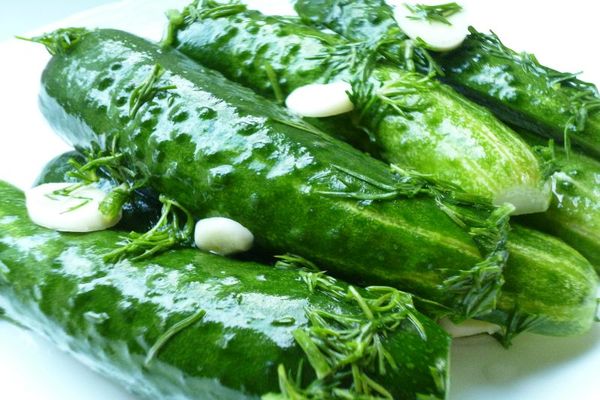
39 29 486 314
0 181 450 399
34 151 162 233
517 143 600 274
175 11 598 335
484 226 599 336
294 0 600 158
173 9 546 205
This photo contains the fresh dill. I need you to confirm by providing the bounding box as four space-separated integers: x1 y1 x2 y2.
269 255 426 399
467 27 600 155
144 309 206 366
314 163 512 319
103 195 194 262
405 2 463 26
264 63 284 104
129 64 177 118
493 306 543 348
17 28 88 55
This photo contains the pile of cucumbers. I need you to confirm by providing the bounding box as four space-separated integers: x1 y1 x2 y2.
0 1 598 399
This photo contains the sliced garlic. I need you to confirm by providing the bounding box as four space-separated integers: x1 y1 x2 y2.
25 183 121 232
285 81 354 118
493 183 551 216
194 217 254 256
390 0 469 52
439 317 501 338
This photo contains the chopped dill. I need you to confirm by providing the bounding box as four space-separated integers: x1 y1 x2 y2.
17 28 88 55
268 255 426 399
145 309 206 366
103 195 194 262
405 2 463 26
129 64 177 118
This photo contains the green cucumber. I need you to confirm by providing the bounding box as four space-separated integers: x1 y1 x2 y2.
292 0 600 158
34 151 162 232
36 28 598 338
515 136 600 274
169 3 549 214
489 225 599 342
0 180 450 399
37 28 510 320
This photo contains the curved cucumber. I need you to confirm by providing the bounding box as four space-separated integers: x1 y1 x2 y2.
169 4 548 213
0 180 450 399
34 151 162 233
292 0 600 158
38 28 510 320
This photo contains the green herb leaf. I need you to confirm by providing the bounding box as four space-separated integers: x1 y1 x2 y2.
17 28 88 55
103 195 194 262
145 309 206 366
405 2 463 26
272 255 425 399
129 64 176 118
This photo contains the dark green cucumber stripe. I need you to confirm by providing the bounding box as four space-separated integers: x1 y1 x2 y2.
0 180 450 399
38 29 506 318
293 0 600 158
171 4 545 205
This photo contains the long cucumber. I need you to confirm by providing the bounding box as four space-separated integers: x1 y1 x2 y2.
37 28 511 320
36 29 598 339
167 2 549 214
0 180 450 399
292 0 600 158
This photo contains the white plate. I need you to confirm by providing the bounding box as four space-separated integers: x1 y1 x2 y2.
0 1 598 399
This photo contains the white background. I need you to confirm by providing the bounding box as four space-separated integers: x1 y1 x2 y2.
0 1 598 399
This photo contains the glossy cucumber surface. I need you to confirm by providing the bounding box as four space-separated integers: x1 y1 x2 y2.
0 180 450 399
171 5 547 210
39 29 500 319
517 137 600 274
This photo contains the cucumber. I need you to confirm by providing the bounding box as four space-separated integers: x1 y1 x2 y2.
34 151 162 233
0 180 450 399
489 225 599 342
292 0 600 158
168 3 549 214
37 28 512 320
515 136 600 274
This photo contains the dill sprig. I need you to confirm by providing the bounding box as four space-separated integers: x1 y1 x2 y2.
492 306 543 348
17 28 88 55
129 64 177 118
145 309 206 366
268 255 426 400
350 71 431 139
405 2 463 26
103 195 194 263
315 163 512 319
466 27 600 155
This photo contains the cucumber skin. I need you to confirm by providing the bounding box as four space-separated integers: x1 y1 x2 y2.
517 142 600 274
173 10 545 204
0 180 450 399
34 151 162 233
39 29 490 314
491 226 599 336
293 0 600 158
